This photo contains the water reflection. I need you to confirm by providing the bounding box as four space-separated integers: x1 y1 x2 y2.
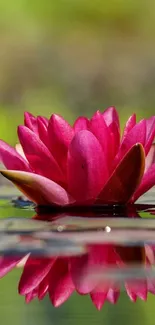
0 204 155 309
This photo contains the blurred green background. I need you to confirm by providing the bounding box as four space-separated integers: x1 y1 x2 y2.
0 0 155 144
0 0 155 324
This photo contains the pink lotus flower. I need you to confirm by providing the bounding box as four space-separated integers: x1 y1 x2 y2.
0 107 155 206
0 108 154 310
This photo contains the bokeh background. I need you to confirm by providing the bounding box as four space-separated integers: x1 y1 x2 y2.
0 0 155 324
0 0 155 145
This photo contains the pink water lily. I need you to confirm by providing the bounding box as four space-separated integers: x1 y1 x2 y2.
0 107 155 205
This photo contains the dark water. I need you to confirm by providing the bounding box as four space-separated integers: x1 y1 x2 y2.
1 188 155 325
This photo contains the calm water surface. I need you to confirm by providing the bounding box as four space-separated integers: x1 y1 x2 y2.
1 187 155 325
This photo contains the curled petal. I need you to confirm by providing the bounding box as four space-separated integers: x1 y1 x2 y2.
24 112 38 134
18 126 64 183
0 257 21 278
37 117 49 147
145 144 155 172
25 112 49 135
38 275 49 300
49 258 75 307
0 140 31 171
102 106 120 129
89 111 112 166
48 114 74 170
97 143 145 204
122 114 136 141
115 120 146 165
102 107 120 155
37 116 48 127
145 116 155 155
132 163 155 202
17 255 29 268
19 258 54 295
0 170 74 206
15 143 27 161
73 117 89 132
68 130 109 202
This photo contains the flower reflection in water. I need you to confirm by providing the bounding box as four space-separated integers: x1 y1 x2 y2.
0 208 155 310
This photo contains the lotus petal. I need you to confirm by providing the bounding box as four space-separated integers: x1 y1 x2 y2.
147 279 155 294
115 120 146 165
49 258 75 307
97 143 145 204
122 114 136 141
37 115 48 127
25 287 38 303
38 275 49 300
132 163 155 202
37 116 49 147
70 254 95 294
125 284 137 302
0 140 31 171
145 144 155 172
89 111 113 166
0 257 21 278
90 291 107 310
102 106 120 155
0 170 74 205
115 120 146 168
102 106 120 129
106 288 120 303
73 117 89 132
68 130 109 202
70 245 114 294
15 143 28 161
19 258 54 295
24 112 38 134
48 114 74 171
18 126 64 183
125 280 147 301
145 116 155 155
